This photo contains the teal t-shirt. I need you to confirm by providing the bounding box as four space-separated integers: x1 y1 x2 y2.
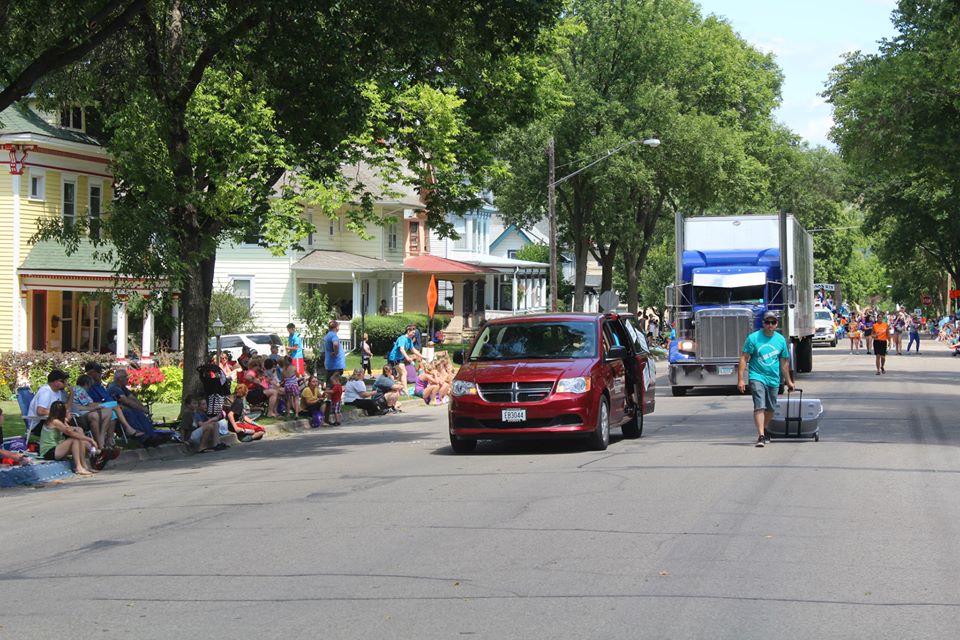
742 330 789 388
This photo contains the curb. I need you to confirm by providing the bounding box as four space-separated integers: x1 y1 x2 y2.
108 401 386 469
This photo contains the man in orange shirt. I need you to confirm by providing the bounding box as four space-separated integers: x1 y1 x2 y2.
872 313 890 375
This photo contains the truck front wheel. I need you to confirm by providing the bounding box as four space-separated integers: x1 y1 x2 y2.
796 336 814 373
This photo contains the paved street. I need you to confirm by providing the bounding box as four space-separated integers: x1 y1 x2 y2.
2 346 959 639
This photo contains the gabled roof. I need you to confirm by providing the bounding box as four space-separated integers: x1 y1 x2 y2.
489 224 549 252
292 250 411 273
0 103 101 146
404 255 498 275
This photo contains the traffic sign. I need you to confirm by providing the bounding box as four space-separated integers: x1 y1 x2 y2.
921 294 933 306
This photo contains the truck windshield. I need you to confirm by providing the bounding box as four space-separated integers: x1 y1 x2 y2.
469 321 597 360
693 285 765 305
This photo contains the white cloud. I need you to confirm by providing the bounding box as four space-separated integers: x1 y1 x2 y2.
801 114 835 146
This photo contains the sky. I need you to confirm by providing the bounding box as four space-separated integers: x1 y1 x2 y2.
696 0 900 147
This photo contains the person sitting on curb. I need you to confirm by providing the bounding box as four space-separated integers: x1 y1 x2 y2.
107 368 164 446
226 385 265 442
373 366 403 412
82 361 142 441
301 376 325 426
72 374 124 455
186 396 228 453
242 356 280 418
27 369 72 439
343 368 382 416
0 409 33 466
39 401 99 476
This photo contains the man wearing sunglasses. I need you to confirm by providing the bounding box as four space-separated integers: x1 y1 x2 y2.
738 311 795 447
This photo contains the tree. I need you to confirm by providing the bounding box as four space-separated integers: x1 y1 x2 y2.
825 0 960 287
32 0 562 409
0 1 147 114
495 0 783 312
298 290 332 355
209 286 255 336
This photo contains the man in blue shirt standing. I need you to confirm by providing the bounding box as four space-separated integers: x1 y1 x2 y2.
738 311 794 447
323 320 346 384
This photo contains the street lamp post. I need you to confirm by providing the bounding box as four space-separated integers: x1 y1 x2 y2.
546 137 661 311
213 317 224 364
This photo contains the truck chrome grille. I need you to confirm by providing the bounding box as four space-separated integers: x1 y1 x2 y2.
694 309 754 361
478 381 553 403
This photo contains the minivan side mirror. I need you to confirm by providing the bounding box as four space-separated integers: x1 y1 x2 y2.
452 350 464 365
605 345 628 361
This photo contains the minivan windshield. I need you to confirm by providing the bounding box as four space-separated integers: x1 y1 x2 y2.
469 321 597 361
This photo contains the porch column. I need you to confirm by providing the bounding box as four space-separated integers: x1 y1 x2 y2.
11 173 21 351
485 274 495 310
18 291 28 351
141 294 154 364
170 293 180 351
115 294 128 361
540 276 547 308
351 272 361 320
511 268 518 313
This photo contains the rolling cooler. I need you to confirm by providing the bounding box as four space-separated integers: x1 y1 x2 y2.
768 388 823 441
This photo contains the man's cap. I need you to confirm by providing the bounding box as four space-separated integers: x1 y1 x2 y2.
763 311 778 321
84 361 103 372
47 369 69 383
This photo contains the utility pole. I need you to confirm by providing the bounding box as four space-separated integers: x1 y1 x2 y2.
547 137 558 311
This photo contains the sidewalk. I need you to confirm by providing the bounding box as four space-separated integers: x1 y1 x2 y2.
2 397 436 485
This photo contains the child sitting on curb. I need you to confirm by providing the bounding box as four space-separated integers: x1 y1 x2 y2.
186 396 228 453
226 385 266 442
39 401 99 476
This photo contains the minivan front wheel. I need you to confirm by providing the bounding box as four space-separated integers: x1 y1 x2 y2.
588 397 610 451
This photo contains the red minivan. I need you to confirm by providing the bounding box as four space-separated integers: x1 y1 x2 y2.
449 313 657 453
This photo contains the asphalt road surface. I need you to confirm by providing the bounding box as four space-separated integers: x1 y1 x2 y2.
2 345 959 639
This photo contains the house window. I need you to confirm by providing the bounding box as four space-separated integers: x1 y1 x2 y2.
387 223 398 251
453 218 467 249
62 180 76 225
329 217 336 236
507 249 518 259
390 281 400 312
29 172 45 200
60 106 83 130
437 279 454 312
307 213 314 246
89 184 102 239
409 221 420 253
232 278 252 309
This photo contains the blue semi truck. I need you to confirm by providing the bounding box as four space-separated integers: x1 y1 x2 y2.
666 213 815 396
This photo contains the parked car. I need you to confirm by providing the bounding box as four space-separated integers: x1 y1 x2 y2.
207 333 286 360
812 309 837 347
448 313 657 453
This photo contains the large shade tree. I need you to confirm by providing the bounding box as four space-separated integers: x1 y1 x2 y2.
32 0 562 404
825 0 960 289
494 0 783 312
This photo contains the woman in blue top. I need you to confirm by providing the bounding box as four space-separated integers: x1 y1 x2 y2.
387 324 422 391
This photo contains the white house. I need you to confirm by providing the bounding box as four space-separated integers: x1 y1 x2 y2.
212 163 421 349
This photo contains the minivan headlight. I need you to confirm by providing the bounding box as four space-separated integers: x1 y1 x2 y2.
556 377 590 394
452 381 478 397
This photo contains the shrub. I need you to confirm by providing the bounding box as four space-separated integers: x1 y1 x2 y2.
0 351 184 396
351 313 451 356
154 365 184 403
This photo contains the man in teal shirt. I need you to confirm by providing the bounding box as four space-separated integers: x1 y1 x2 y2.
738 311 795 447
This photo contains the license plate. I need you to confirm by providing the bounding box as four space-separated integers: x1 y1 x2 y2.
502 409 526 422
717 366 734 376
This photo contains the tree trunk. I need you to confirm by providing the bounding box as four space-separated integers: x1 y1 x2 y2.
573 233 588 312
592 238 618 294
624 246 639 314
178 224 216 427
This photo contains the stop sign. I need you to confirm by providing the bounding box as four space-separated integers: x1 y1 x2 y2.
922 294 933 306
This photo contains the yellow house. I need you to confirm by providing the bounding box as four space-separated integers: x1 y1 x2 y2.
0 102 177 359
